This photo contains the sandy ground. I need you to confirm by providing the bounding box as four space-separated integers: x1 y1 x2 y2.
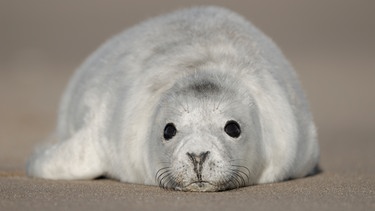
1 1 374 210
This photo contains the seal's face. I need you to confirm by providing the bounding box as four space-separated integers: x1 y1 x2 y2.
152 77 262 191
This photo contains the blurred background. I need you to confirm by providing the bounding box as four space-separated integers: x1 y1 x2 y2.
0 0 374 174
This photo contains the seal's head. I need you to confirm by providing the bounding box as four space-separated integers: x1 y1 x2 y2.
151 73 264 191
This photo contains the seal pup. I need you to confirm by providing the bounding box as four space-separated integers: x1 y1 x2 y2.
27 6 319 191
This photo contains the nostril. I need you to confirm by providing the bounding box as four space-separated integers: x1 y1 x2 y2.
200 151 210 163
186 151 210 164
186 152 196 164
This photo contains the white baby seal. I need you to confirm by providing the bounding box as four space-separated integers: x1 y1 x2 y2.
27 6 319 191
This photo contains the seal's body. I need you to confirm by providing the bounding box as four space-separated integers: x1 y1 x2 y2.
27 6 319 191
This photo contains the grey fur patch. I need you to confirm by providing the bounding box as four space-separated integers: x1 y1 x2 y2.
187 80 221 95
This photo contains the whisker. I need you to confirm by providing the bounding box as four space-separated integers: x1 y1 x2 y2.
219 177 231 190
164 173 177 190
155 167 170 183
159 172 171 189
231 165 251 182
159 170 170 186
230 169 246 187
229 159 249 163
233 168 250 184
229 174 241 189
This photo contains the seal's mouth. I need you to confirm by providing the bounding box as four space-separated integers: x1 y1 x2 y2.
180 181 218 192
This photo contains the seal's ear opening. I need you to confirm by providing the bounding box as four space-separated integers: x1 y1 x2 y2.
164 123 177 140
224 120 241 138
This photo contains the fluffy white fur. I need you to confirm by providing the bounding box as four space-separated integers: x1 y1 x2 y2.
27 6 319 191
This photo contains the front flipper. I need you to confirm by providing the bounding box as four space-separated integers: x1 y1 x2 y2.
27 129 106 180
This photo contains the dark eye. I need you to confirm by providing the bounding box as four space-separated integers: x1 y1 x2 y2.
224 120 241 138
164 123 177 140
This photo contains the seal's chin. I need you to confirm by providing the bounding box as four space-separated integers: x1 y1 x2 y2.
179 181 219 192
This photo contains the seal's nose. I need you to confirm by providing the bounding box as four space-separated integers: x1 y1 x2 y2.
187 151 210 164
186 151 210 181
